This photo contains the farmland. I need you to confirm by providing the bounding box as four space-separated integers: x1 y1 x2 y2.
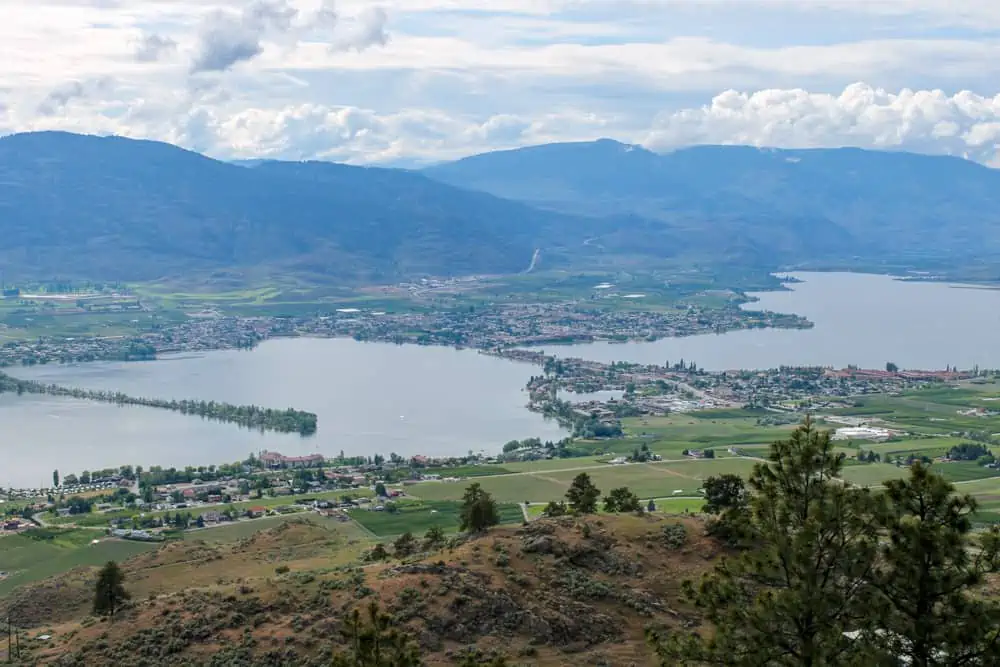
0 528 157 597
349 500 523 537
404 386 1000 524
408 458 759 503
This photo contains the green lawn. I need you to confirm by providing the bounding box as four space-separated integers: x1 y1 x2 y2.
349 500 522 537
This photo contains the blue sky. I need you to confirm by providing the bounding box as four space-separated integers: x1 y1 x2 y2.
1 0 999 165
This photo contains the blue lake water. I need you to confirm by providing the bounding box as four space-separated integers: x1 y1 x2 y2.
2 339 566 487
560 272 1000 371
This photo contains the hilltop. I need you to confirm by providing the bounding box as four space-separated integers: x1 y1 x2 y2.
0 514 720 666
424 139 1000 273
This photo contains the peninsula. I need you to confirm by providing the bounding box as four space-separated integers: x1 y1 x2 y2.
0 371 317 435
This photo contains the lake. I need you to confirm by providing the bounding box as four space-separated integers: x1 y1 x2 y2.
4 271 999 487
1 339 566 488
561 272 1000 371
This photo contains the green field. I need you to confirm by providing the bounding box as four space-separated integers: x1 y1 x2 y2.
525 495 703 518
840 463 910 486
0 529 157 597
408 459 759 504
349 500 523 537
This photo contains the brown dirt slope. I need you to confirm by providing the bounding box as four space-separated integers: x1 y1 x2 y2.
2 514 722 666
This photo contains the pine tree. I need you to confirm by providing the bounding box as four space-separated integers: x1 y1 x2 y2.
566 473 600 514
93 561 130 622
459 483 499 533
543 500 568 517
422 525 445 549
651 418 879 666
393 531 418 557
603 486 641 513
866 462 1000 666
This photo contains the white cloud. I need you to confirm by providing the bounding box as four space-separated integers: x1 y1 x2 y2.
644 83 1000 165
3 0 1000 167
133 33 178 62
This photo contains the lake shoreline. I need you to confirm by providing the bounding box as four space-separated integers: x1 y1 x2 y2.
5 272 1000 487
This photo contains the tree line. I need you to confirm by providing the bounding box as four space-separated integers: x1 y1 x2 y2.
0 371 317 435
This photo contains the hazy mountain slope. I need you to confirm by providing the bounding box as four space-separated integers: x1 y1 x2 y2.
0 132 582 282
424 140 1000 268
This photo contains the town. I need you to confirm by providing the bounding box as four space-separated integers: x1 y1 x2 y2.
0 298 809 367
496 348 990 435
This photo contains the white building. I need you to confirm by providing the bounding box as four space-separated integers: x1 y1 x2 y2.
833 426 892 442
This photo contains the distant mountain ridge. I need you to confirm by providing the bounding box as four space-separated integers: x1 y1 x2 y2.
423 139 1000 271
0 132 584 282
1 132 998 286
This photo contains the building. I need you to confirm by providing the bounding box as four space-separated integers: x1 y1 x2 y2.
833 426 892 442
260 450 326 469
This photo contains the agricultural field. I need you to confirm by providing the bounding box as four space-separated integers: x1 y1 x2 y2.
407 459 759 504
525 495 703 518
349 500 523 537
832 384 1000 437
0 528 157 597
405 396 1000 524
407 474 569 504
623 414 800 458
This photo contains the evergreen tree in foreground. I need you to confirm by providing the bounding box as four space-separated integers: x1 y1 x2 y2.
651 419 1000 666
652 418 879 665
566 472 601 514
866 462 1000 667
459 483 500 533
93 560 130 622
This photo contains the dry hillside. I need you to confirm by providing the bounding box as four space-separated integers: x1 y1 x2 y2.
1 514 723 666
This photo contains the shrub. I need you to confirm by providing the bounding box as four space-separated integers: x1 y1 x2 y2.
661 523 687 549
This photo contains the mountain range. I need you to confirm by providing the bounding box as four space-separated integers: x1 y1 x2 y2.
0 132 575 282
424 139 1000 273
1 131 999 284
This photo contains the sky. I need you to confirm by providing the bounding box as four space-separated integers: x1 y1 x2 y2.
2 0 1000 166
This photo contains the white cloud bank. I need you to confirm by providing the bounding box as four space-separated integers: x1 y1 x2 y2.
645 83 1000 166
3 83 1000 166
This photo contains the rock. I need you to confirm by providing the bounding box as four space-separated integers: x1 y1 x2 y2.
522 535 558 555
